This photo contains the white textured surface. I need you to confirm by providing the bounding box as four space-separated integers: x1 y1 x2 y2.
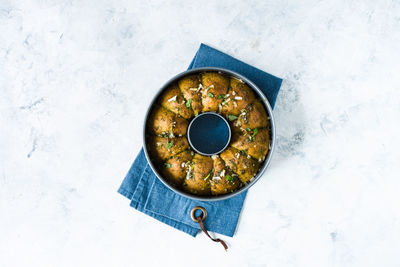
1 0 400 266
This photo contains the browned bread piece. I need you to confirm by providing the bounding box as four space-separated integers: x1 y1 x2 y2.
162 150 194 186
148 136 189 161
160 83 193 119
177 75 202 116
182 154 213 195
220 147 260 183
221 77 256 116
148 106 188 137
201 72 229 112
234 100 269 129
231 128 270 161
210 156 241 195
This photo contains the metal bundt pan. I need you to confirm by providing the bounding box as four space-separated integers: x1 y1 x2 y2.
143 67 276 201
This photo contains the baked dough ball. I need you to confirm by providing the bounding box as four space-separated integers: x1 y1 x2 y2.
220 147 260 183
235 101 269 129
177 75 202 116
162 150 194 186
201 72 229 112
183 154 212 195
210 156 241 195
160 84 193 119
231 128 270 161
148 136 189 161
221 78 255 116
149 106 188 137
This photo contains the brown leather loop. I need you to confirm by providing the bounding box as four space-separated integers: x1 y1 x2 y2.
190 206 228 251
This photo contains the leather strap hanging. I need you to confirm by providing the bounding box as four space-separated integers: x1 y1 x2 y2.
190 206 228 251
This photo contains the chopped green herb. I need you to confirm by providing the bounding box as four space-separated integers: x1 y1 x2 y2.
166 142 174 149
225 174 233 181
204 169 214 180
217 94 225 99
228 114 238 121
253 128 258 135
208 92 214 98
185 98 192 109
246 128 251 132
251 128 259 141
164 163 172 168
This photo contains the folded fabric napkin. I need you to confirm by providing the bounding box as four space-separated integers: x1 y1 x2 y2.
118 43 282 237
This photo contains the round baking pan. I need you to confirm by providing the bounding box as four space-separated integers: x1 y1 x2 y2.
143 67 276 201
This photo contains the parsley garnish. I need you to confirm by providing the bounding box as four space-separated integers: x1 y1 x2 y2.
164 163 172 168
228 114 238 121
225 174 233 181
208 92 214 98
251 128 258 141
204 169 214 180
185 98 192 109
166 142 173 149
217 94 225 99
248 128 258 142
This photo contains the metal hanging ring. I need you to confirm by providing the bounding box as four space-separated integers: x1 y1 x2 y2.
190 206 207 222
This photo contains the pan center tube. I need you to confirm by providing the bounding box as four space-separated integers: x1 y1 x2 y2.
187 112 231 156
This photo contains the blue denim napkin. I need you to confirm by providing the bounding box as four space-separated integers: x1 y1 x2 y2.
118 43 282 237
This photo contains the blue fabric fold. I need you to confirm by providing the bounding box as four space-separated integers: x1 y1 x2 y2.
118 43 282 237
